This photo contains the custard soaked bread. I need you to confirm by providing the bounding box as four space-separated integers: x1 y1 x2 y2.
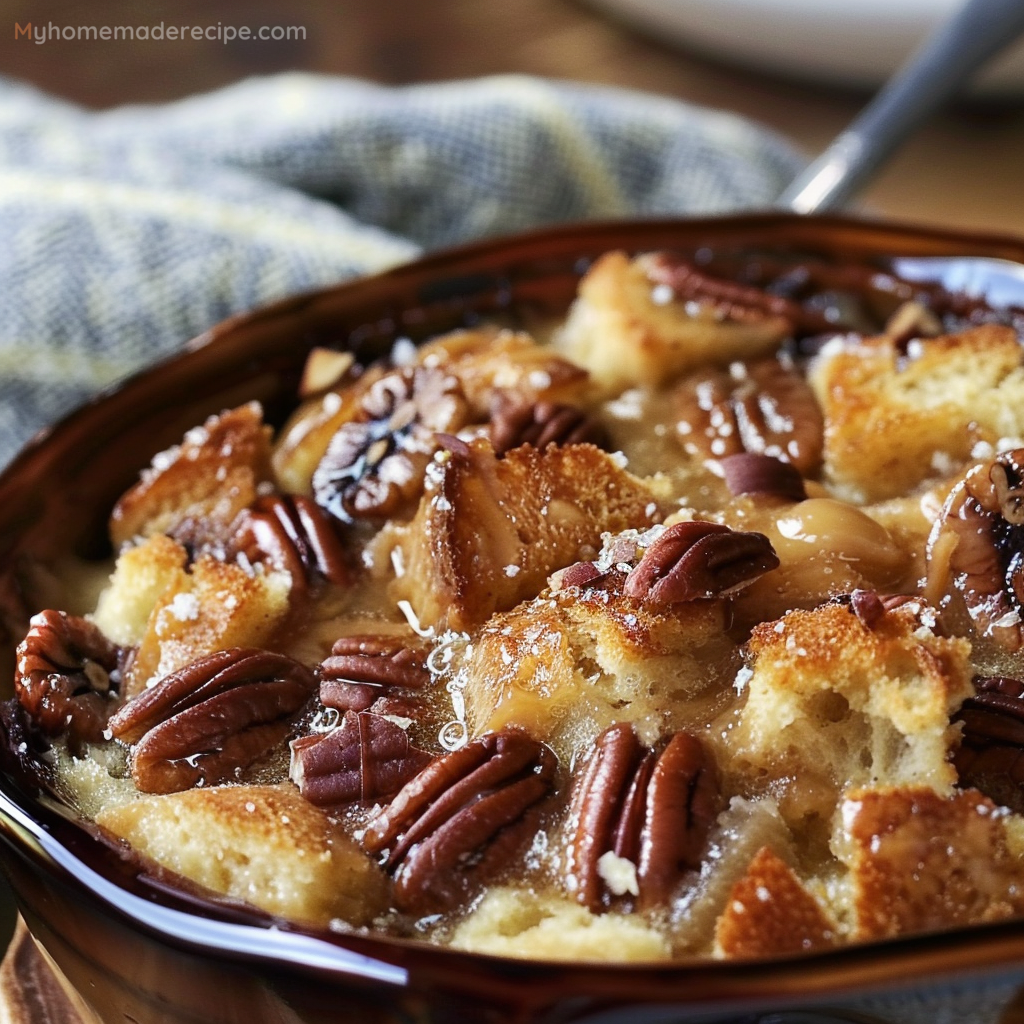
733 601 971 810
389 439 666 632
809 323 1024 502
96 784 387 926
13 248 1024 961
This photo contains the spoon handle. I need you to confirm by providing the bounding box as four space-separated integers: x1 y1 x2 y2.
778 0 1024 214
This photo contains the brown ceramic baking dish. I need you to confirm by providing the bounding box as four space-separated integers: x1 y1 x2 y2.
4 214 1024 1024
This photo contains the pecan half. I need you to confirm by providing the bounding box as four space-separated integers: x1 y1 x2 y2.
926 449 1024 650
720 452 807 503
489 396 610 456
566 723 719 911
319 635 431 713
362 729 556 914
954 676 1024 813
291 710 433 807
233 493 350 592
623 521 778 606
645 256 834 332
107 648 316 793
312 367 469 523
14 610 124 745
673 358 823 476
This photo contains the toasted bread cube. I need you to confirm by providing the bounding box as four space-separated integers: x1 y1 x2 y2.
734 603 972 814
126 555 291 694
714 846 837 958
557 251 790 392
458 571 735 746
833 786 1024 940
390 440 664 632
449 887 670 961
809 324 1024 502
110 402 272 549
427 328 590 414
460 600 577 740
96 784 387 927
91 534 189 646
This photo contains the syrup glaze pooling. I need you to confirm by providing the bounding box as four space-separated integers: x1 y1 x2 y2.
10 245 1024 962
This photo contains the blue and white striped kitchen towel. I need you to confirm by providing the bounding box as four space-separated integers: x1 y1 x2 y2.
0 72 803 469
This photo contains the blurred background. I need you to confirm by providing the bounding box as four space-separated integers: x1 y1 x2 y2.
4 0 1024 232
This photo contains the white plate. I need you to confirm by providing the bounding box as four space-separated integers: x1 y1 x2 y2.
587 0 1024 95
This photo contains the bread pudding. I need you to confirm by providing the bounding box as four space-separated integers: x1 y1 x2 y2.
10 246 1024 964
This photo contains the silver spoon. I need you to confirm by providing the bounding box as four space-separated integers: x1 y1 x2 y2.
779 0 1024 214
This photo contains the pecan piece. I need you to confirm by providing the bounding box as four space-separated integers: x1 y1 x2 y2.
551 560 609 592
107 648 316 793
290 710 433 807
362 729 556 914
566 723 719 911
14 610 123 745
673 357 824 475
838 590 940 632
233 493 349 592
298 347 356 398
884 300 943 350
720 452 806 503
644 256 829 330
623 521 778 606
926 449 1024 650
312 366 469 523
318 635 430 713
489 396 610 456
848 589 886 629
954 675 1024 812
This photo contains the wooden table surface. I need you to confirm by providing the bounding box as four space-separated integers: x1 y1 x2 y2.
4 0 1024 235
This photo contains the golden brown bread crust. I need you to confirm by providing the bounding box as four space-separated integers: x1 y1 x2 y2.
91 534 189 647
390 439 665 632
835 786 1024 941
423 328 591 414
91 530 293 695
122 555 291 694
809 324 1024 502
731 601 972 832
95 784 388 927
714 846 837 958
110 402 273 550
458 566 736 746
557 251 790 392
